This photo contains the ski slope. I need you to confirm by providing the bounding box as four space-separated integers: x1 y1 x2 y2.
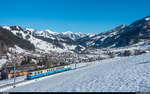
3 53 150 92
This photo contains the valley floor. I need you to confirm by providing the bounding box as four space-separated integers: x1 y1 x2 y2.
3 53 150 92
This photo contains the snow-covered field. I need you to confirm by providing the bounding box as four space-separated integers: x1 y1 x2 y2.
2 53 150 92
0 76 26 87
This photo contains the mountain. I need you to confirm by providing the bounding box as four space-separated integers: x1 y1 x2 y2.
58 31 88 40
0 26 86 54
32 29 86 52
76 24 127 48
0 26 35 56
115 16 150 47
77 16 150 48
33 29 92 41
1 15 150 55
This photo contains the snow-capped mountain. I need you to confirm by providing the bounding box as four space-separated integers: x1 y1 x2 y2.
1 15 150 55
34 29 59 37
115 16 150 47
77 16 150 48
32 29 92 41
76 24 127 48
0 26 85 54
0 26 35 55
57 31 88 40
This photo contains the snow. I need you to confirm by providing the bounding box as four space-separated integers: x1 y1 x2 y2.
87 33 95 37
111 44 150 54
100 36 107 41
0 59 7 68
62 43 77 50
9 28 79 53
61 31 89 40
93 35 101 40
0 62 89 91
2 26 11 31
9 45 25 54
31 54 41 57
120 24 126 28
30 37 65 53
11 30 27 39
45 29 59 35
15 45 25 53
16 26 20 30
26 28 34 32
145 17 150 21
31 59 37 64
0 76 26 87
62 31 73 35
1 26 88 53
2 53 150 92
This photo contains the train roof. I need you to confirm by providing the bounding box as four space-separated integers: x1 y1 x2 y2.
27 64 70 72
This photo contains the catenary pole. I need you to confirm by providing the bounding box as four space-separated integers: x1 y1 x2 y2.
13 53 17 88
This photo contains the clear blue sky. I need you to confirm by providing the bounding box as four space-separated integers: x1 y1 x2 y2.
0 0 150 34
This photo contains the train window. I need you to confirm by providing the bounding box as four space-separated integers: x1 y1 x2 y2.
29 73 32 75
56 67 59 69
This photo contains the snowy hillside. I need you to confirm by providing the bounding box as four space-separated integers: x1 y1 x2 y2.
77 16 150 49
76 24 127 48
1 26 85 53
3 52 150 92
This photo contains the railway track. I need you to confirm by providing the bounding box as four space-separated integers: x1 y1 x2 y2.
0 80 27 89
0 63 91 90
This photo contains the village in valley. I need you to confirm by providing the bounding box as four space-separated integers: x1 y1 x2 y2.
1 42 150 81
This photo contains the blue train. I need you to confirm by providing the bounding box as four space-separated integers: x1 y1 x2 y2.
27 65 72 80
